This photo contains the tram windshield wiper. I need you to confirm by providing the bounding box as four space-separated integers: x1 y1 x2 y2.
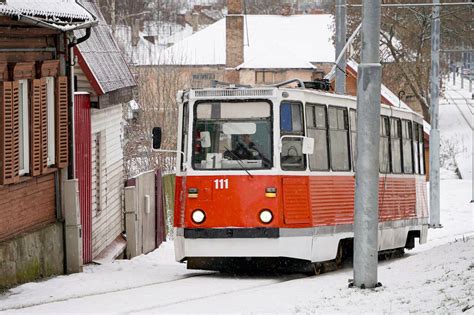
224 146 253 178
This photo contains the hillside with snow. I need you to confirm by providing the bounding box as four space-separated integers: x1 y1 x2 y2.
439 75 473 181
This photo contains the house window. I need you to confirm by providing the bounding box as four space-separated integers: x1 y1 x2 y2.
46 77 55 166
19 80 29 175
191 73 216 88
256 71 284 84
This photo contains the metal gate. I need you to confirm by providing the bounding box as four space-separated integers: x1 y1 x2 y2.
74 92 92 263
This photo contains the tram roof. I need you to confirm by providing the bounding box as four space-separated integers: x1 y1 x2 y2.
184 85 428 130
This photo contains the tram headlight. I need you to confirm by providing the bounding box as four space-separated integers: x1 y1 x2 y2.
259 209 273 224
192 209 206 224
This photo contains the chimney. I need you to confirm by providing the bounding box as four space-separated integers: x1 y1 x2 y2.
281 3 293 16
191 12 199 33
225 0 244 84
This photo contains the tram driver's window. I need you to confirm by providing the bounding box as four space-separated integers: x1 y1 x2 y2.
280 102 305 170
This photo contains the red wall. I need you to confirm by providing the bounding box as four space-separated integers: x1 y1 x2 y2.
74 93 92 263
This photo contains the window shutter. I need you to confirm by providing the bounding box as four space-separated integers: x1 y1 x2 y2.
40 78 48 173
31 79 43 176
0 81 20 185
55 76 68 169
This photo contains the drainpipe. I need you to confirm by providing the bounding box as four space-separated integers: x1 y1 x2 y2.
66 27 91 180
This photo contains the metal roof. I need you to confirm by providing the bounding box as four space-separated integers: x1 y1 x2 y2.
75 0 136 95
0 0 96 30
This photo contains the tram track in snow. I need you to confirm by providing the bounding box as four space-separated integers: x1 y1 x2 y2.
124 273 308 314
0 271 309 313
2 232 472 313
0 271 215 312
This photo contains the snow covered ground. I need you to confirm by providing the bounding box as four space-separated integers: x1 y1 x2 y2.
440 74 473 181
0 178 472 314
0 76 472 314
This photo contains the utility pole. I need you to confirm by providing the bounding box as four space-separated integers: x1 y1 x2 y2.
429 0 442 228
471 52 473 204
335 0 347 94
353 0 382 289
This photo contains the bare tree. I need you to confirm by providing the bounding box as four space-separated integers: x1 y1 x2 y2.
124 64 189 178
440 135 466 179
328 0 472 122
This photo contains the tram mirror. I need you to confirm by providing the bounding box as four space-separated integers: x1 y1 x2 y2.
200 131 211 148
222 122 256 135
302 137 314 155
152 127 162 149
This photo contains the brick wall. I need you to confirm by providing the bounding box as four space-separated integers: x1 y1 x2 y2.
0 173 56 242
227 0 243 14
225 15 244 69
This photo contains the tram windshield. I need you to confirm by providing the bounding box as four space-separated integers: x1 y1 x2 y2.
192 101 272 170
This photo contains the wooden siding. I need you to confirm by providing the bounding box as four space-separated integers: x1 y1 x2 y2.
90 105 124 258
0 174 56 242
75 66 99 102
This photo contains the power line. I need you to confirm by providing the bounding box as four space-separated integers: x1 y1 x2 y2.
347 2 473 8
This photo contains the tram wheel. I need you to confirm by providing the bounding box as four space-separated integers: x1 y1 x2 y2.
312 263 324 275
335 243 344 268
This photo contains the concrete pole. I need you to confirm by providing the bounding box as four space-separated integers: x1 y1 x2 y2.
461 49 464 89
429 0 442 227
335 0 347 94
469 52 472 93
353 0 382 289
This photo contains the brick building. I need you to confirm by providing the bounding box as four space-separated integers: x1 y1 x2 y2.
158 0 335 88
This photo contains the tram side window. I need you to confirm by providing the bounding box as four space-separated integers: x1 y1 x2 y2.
328 106 350 171
349 109 357 170
379 116 390 173
413 122 420 174
306 104 329 171
402 120 414 174
419 124 425 175
390 118 402 173
181 102 189 171
280 102 305 170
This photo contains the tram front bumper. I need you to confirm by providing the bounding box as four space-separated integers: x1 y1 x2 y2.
174 227 313 262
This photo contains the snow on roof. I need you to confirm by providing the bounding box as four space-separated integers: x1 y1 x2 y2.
115 23 194 66
160 14 335 68
0 0 94 27
75 1 135 95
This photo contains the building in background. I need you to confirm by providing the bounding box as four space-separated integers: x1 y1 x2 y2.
159 8 334 88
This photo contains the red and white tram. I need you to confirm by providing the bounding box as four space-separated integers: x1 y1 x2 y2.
157 81 429 272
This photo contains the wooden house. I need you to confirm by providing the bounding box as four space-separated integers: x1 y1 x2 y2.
0 0 96 288
73 0 136 264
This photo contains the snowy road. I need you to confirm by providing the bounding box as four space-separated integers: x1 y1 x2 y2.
0 179 472 314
